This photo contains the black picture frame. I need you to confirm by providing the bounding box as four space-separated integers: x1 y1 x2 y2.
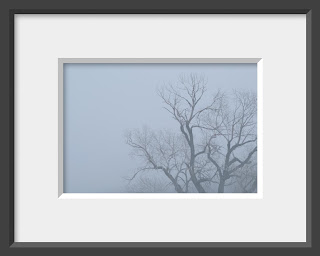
0 0 317 254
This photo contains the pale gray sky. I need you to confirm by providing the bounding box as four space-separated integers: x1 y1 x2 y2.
63 63 257 192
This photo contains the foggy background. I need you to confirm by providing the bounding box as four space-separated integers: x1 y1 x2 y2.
63 63 257 192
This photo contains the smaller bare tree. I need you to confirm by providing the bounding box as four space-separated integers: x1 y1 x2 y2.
125 127 190 193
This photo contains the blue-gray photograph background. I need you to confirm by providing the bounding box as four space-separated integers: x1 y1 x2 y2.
63 63 257 193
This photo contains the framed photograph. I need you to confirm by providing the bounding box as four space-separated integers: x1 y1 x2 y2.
59 58 262 197
1 2 315 254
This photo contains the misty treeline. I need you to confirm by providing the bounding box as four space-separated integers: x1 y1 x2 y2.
124 73 257 193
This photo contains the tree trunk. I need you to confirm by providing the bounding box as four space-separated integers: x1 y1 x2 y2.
189 162 206 193
193 179 206 193
163 171 183 193
174 184 184 193
218 179 225 193
186 124 206 193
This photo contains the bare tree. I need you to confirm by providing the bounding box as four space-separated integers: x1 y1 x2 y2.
124 74 257 193
158 74 223 193
204 90 257 193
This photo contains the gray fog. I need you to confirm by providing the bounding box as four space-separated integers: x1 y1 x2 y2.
63 63 257 192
